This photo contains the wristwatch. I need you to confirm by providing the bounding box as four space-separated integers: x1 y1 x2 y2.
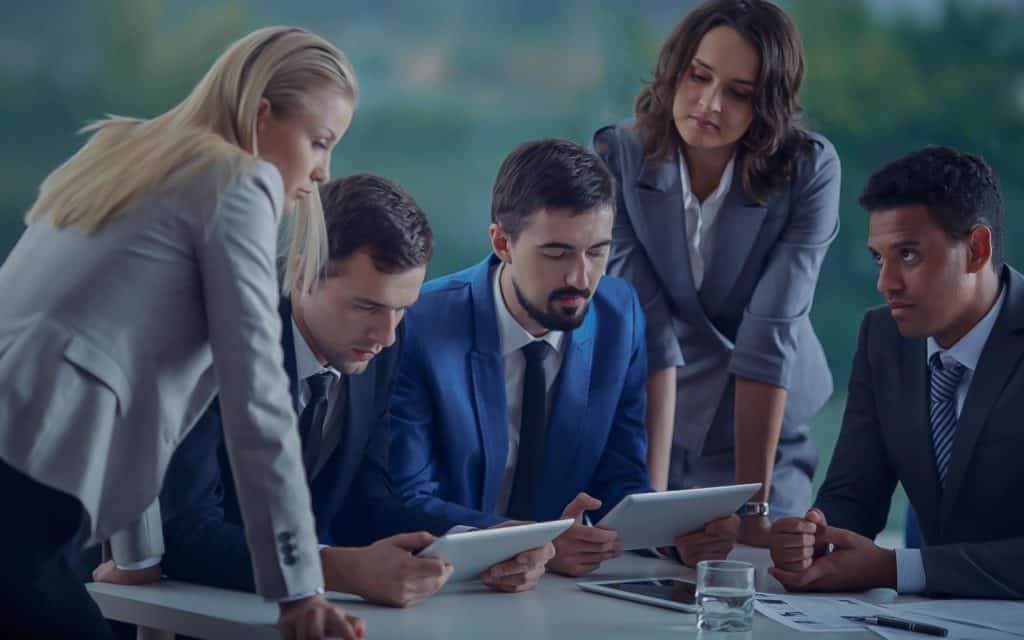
736 501 770 517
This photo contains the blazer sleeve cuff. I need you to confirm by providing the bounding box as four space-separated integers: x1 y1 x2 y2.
729 315 799 389
109 499 165 566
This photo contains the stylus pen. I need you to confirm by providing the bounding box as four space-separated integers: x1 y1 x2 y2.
858 615 948 637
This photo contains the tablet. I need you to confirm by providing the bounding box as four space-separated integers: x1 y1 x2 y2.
595 483 761 550
416 519 574 582
578 578 698 613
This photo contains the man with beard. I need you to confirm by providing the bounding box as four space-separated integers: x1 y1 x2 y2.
388 139 736 577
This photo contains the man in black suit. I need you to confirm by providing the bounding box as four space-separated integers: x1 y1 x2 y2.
93 174 554 606
768 146 1024 599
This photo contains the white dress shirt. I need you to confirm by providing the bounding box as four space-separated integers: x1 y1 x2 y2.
291 318 341 423
678 150 735 291
491 263 567 516
896 284 1006 594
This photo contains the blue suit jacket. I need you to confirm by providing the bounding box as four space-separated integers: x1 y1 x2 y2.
388 256 652 528
159 299 457 593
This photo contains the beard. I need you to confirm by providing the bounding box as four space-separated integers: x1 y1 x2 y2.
512 278 591 332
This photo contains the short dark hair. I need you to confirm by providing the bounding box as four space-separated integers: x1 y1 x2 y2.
634 0 810 203
318 173 433 275
491 138 614 239
859 146 1004 271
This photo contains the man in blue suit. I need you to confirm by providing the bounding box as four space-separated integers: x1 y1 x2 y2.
389 139 738 576
94 174 553 606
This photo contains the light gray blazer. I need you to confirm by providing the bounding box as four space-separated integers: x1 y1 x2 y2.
595 119 839 457
0 157 319 600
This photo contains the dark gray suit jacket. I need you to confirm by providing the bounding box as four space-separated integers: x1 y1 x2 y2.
594 120 839 469
816 266 1024 599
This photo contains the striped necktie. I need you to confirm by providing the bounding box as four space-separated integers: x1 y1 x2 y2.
928 352 966 485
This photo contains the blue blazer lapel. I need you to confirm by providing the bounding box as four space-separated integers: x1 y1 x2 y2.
278 298 302 414
940 267 1024 525
468 257 510 512
541 308 595 514
698 181 768 315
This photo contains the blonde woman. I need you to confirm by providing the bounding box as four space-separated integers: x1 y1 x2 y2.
0 27 365 639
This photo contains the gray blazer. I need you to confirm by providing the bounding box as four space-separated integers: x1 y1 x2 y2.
816 266 1024 599
595 119 839 457
0 158 320 600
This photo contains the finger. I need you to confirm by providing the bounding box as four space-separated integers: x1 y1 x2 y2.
774 532 817 549
705 515 740 537
773 545 815 564
389 531 436 552
804 508 828 528
561 492 602 520
819 526 856 549
295 608 309 640
310 604 326 640
324 608 358 640
772 518 818 535
346 613 366 640
567 524 618 545
409 555 450 577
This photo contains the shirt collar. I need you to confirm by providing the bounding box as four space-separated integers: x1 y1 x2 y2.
927 284 1007 372
491 262 565 357
678 149 735 208
291 317 341 382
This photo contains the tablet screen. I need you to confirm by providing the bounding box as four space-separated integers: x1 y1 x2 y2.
600 579 697 605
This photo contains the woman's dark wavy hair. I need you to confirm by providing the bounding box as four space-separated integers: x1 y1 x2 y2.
634 0 811 203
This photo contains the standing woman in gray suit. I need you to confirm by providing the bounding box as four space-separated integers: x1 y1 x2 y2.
595 0 840 551
0 27 365 639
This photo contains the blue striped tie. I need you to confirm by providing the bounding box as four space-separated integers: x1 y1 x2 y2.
928 352 966 485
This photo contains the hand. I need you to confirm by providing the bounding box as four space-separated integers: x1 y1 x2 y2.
769 508 830 572
673 514 739 567
91 560 162 585
547 492 621 577
321 531 452 608
769 525 897 592
480 539 556 592
737 514 772 547
278 594 364 640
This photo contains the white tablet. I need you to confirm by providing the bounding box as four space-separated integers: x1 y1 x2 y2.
578 577 698 613
416 519 574 582
595 483 761 550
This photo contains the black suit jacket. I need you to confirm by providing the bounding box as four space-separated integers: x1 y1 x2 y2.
159 299 457 592
816 266 1024 599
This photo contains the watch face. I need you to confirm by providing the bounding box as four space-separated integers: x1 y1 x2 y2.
739 502 769 517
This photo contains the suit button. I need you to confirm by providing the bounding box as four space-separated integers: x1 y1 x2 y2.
280 542 297 554
277 531 294 543
283 553 298 566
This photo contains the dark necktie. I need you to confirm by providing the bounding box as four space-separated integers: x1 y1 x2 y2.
928 352 966 486
298 371 333 477
508 340 552 520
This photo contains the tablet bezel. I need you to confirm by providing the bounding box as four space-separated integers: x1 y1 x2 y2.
416 518 574 582
595 483 762 550
578 577 699 613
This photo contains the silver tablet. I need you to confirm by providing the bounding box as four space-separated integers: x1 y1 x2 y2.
416 519 574 582
578 578 699 613
595 483 761 550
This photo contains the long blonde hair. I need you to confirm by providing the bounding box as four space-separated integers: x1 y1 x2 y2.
25 26 358 297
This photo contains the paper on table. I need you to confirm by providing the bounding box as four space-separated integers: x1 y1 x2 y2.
867 610 1021 640
885 600 1024 637
754 592 887 632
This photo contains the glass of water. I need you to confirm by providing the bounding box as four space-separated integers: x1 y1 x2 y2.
696 560 755 632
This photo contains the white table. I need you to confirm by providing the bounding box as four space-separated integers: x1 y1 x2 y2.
88 546 889 639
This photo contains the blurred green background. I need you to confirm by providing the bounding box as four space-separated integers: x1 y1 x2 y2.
2 0 1021 542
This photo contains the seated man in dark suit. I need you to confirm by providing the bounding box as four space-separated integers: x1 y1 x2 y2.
93 174 553 606
769 146 1024 599
388 139 738 577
